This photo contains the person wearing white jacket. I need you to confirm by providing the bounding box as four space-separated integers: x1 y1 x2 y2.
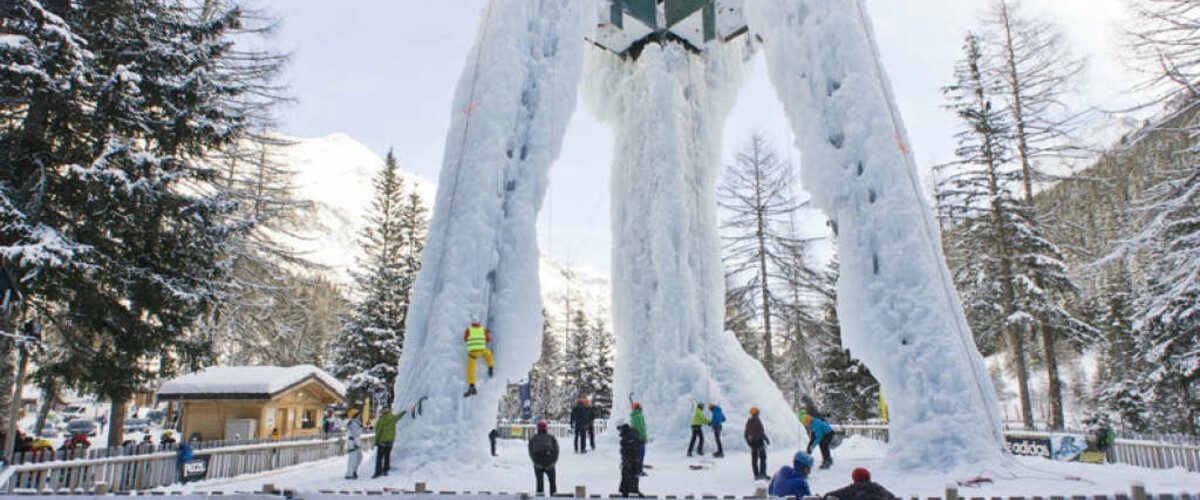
344 408 364 480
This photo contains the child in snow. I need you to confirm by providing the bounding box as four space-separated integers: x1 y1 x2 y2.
743 406 770 480
344 408 364 479
630 403 647 475
527 421 560 495
768 451 814 500
802 413 835 469
617 420 644 498
822 468 898 500
687 403 710 457
463 319 494 397
708 403 726 457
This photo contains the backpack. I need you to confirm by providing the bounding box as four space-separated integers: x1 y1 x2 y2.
530 435 555 464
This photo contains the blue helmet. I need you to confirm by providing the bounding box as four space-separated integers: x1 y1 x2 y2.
793 451 814 469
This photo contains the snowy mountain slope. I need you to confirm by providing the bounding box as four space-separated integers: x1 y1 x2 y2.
273 133 436 286
275 132 612 330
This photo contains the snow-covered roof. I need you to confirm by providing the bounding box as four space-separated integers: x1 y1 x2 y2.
157 365 345 400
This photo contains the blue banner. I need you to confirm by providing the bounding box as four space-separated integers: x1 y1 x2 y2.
519 381 532 420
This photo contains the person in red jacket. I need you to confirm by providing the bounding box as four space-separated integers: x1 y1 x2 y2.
463 319 495 397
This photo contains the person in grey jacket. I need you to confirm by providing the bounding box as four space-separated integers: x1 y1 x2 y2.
344 408 364 480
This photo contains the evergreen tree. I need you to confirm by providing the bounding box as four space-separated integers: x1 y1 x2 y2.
529 312 567 420
985 0 1091 430
810 264 878 421
587 318 614 418
2 0 286 447
1118 0 1200 434
561 309 594 401
332 150 425 403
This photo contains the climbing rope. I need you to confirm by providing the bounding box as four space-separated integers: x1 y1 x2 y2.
850 0 1005 444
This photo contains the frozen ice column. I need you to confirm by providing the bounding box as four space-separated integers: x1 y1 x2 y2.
583 41 801 449
391 0 587 468
747 0 1006 470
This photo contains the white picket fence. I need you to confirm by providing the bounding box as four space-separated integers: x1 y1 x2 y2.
496 420 609 441
0 433 374 494
838 423 1200 472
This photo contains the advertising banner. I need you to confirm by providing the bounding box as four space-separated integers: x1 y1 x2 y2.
1050 433 1089 462
1004 435 1052 459
181 456 210 484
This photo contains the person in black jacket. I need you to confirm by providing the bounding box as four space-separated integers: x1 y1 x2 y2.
617 420 644 498
528 421 560 495
743 406 770 480
822 468 898 500
569 398 591 454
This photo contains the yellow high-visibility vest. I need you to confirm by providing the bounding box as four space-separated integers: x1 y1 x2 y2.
466 325 488 351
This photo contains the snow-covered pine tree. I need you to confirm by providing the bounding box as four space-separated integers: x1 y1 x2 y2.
561 309 595 402
1123 0 1200 436
1090 267 1149 430
719 134 804 376
985 0 1092 430
940 33 1100 430
587 317 614 418
1 0 284 447
333 150 424 403
0 0 91 431
529 312 566 420
937 33 1035 427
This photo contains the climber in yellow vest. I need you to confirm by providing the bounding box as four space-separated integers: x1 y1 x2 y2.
463 319 494 397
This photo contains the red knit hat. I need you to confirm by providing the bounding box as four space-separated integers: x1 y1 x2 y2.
851 468 871 483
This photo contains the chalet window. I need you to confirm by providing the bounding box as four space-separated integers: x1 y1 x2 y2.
301 409 317 429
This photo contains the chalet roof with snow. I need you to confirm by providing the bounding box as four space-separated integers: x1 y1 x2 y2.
156 365 346 401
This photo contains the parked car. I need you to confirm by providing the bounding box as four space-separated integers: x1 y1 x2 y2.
60 405 90 422
66 419 98 437
123 418 150 434
144 410 166 427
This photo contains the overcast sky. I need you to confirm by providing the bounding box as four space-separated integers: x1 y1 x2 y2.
252 0 1136 274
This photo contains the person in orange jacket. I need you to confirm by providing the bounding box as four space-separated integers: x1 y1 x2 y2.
463 318 495 397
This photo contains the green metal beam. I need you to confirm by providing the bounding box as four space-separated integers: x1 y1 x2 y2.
664 0 709 28
615 0 657 29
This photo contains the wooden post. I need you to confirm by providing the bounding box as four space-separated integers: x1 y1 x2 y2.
95 482 109 495
1132 483 1147 500
576 486 587 498
755 486 767 499
946 485 959 500
416 482 427 493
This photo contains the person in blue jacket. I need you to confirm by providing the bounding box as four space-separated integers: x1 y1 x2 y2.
802 414 834 469
769 451 813 499
707 403 726 458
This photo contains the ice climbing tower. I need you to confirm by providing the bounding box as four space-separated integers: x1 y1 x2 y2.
393 0 1005 472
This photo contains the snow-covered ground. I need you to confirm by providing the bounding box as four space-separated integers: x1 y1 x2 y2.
176 437 1198 497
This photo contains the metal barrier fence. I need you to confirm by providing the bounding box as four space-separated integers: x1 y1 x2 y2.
837 423 1200 472
0 433 374 494
495 421 609 441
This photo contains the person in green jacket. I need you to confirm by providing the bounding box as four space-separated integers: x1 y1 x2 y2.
372 408 401 478
630 403 648 475
687 403 710 457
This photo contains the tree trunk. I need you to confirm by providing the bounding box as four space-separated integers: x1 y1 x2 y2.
106 396 128 449
1006 324 1034 428
1040 325 1064 430
0 338 13 433
33 380 57 436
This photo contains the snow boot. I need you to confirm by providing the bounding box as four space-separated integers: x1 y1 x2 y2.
488 366 494 378
463 385 477 397
712 451 724 458
819 460 832 470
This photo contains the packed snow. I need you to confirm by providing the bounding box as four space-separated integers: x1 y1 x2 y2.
746 0 1006 470
176 436 1200 497
157 365 345 397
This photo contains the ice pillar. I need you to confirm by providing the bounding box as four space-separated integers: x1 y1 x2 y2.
584 41 801 449
747 0 1006 469
391 0 587 469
